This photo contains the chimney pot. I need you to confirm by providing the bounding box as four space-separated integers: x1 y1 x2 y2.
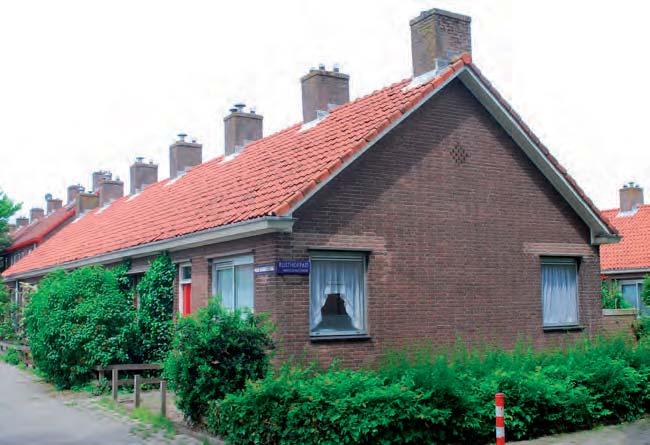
29 208 44 223
619 182 644 213
98 178 124 206
300 66 350 123
46 196 63 214
170 137 202 178
16 216 29 228
76 192 99 215
130 157 159 194
177 133 187 142
67 184 85 204
91 170 112 192
410 8 472 77
224 107 263 156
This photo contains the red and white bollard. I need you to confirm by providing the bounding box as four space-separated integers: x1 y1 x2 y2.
495 393 506 445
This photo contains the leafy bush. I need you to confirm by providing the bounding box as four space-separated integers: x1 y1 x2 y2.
0 281 16 340
1 348 21 365
212 337 650 444
164 298 274 424
633 317 650 340
601 280 630 309
135 253 175 362
24 266 135 388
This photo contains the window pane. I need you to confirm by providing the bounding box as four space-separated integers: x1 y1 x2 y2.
216 268 234 309
542 261 578 326
310 258 365 334
181 266 191 281
235 264 254 310
621 284 640 310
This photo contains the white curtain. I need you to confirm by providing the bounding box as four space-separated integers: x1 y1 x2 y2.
310 259 364 331
542 262 578 326
216 268 234 309
235 264 254 310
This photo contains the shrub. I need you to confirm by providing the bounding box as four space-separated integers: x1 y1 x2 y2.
1 348 21 365
24 266 135 388
0 281 16 340
601 280 630 309
135 253 175 362
212 337 650 445
163 298 274 424
633 317 650 340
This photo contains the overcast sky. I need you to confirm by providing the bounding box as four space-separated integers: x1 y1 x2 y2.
1 0 648 220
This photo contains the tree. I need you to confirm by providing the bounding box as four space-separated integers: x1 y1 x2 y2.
0 190 21 250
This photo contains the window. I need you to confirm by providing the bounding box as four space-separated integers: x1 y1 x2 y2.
541 257 579 327
310 251 366 336
179 264 192 315
212 254 254 310
620 280 648 315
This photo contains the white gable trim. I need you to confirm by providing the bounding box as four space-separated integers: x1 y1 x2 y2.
286 66 618 245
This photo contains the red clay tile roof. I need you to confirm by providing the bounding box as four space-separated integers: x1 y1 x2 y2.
5 204 76 253
600 206 650 272
2 55 614 278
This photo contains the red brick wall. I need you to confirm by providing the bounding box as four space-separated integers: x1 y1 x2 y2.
273 79 602 366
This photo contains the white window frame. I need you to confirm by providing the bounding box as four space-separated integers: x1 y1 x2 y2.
309 250 368 337
619 279 644 313
541 257 580 328
178 263 192 314
211 254 254 310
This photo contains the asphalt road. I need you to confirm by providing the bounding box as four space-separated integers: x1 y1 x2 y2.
0 362 208 445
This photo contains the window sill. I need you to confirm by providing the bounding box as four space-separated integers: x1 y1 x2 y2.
310 334 371 343
542 325 584 332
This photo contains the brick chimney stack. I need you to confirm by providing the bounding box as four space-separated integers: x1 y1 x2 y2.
16 217 29 228
67 184 85 204
46 196 63 214
619 182 644 213
92 170 112 193
30 208 44 223
76 192 99 215
224 103 263 156
301 64 349 123
130 157 158 194
169 133 202 179
410 8 472 77
98 178 124 206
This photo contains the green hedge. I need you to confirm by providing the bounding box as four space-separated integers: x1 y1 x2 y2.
164 298 274 424
211 337 650 445
24 267 136 388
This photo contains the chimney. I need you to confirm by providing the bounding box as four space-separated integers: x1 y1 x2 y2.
46 195 63 214
410 8 472 77
619 182 644 213
130 157 158 194
30 208 44 223
169 133 202 179
301 64 350 123
8 223 16 232
16 217 28 228
67 184 85 204
92 170 112 192
76 192 99 215
98 178 124 206
224 103 263 156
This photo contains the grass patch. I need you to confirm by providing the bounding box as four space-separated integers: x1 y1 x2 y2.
1 349 21 365
130 407 176 438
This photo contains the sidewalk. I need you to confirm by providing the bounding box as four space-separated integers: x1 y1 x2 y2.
512 417 650 445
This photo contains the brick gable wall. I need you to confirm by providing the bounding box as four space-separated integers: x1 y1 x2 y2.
274 79 601 366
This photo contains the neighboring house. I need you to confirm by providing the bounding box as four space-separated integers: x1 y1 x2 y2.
600 183 650 315
0 191 80 275
2 9 619 366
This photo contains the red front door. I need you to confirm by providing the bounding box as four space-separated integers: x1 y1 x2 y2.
182 283 191 315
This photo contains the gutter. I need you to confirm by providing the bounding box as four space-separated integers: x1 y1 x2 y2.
3 216 295 281
601 267 650 275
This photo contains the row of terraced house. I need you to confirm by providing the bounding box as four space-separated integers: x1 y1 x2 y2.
1 8 643 366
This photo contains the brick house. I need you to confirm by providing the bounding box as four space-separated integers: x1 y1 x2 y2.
0 190 81 274
2 9 619 365
600 182 650 315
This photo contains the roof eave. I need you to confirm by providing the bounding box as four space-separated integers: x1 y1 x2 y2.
2 216 294 281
